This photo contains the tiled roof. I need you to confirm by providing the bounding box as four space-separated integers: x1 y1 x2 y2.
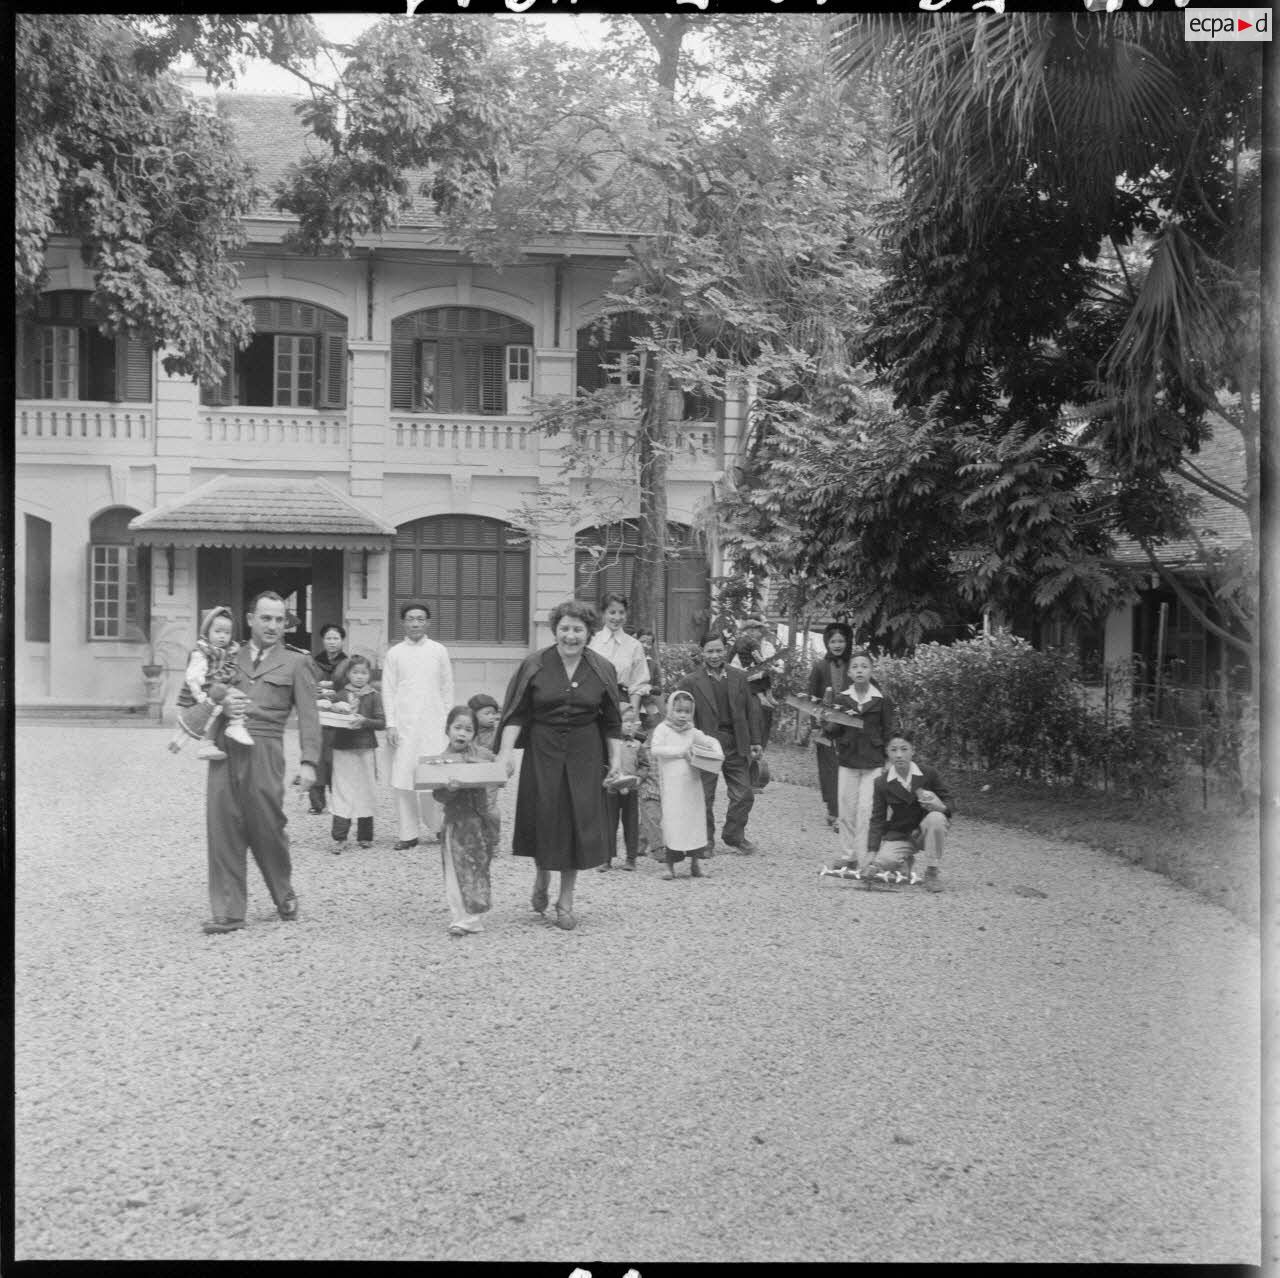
128 475 397 549
216 91 643 240
1111 426 1252 568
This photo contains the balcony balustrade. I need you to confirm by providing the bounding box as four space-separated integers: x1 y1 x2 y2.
199 407 348 456
16 401 154 455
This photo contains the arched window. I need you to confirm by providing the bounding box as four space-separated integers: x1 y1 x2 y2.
391 516 529 644
391 308 533 416
88 507 150 641
574 521 709 643
202 299 347 408
16 291 152 402
575 311 716 422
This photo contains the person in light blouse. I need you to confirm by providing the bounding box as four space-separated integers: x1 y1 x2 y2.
587 592 650 714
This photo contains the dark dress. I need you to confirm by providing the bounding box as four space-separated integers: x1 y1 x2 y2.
502 648 622 871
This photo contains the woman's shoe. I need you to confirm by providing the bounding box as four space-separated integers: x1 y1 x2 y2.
553 905 577 931
531 883 549 914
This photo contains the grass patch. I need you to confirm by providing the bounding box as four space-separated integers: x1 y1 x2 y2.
766 740 1259 927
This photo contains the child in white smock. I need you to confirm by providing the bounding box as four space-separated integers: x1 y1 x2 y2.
647 689 723 880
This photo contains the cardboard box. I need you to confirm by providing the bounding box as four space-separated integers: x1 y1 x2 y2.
413 756 507 789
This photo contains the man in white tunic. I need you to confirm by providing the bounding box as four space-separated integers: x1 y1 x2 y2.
383 601 454 849
587 592 650 714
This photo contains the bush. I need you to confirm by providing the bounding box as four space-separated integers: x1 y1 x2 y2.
872 634 1190 799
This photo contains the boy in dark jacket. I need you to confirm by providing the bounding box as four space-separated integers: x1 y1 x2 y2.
866 732 953 892
329 657 386 849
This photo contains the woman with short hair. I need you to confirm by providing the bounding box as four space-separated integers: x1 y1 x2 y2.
496 600 624 930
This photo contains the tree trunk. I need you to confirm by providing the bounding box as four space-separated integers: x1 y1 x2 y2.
629 14 689 643
632 354 670 638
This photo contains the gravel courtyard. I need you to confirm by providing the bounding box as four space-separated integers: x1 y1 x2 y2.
13 721 1262 1263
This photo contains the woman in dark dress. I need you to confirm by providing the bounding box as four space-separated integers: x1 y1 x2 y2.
308 623 353 815
496 600 624 931
807 622 853 830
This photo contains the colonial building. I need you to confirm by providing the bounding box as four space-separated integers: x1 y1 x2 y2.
14 94 748 714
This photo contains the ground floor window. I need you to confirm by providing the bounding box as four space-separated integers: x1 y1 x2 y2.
574 521 709 643
87 507 149 641
391 516 529 644
25 514 51 642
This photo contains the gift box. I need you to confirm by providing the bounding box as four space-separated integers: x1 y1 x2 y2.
603 773 641 792
689 741 724 774
413 755 508 789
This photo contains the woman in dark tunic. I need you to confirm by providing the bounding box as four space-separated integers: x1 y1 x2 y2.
496 600 624 931
308 623 353 815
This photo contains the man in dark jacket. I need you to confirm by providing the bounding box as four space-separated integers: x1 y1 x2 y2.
202 591 321 933
677 631 764 854
866 732 953 893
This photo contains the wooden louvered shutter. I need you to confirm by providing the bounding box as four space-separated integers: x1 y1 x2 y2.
480 345 505 414
460 343 482 414
502 549 528 642
320 331 346 408
16 320 37 398
437 342 458 413
576 346 602 393
116 336 153 402
390 329 415 411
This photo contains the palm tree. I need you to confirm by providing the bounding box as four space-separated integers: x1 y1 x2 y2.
829 11 1264 699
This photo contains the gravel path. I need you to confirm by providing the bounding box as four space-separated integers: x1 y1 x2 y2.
14 722 1262 1263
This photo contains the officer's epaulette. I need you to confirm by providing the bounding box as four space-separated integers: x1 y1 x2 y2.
284 643 310 655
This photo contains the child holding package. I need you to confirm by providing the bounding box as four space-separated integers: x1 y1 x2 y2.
431 705 503 936
647 690 723 880
328 656 386 851
167 605 254 760
599 703 645 871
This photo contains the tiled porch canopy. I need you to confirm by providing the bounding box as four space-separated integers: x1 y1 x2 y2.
127 474 397 550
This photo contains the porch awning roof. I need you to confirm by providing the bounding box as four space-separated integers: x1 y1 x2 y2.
127 475 397 550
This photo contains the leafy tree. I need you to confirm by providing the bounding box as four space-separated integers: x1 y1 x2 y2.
818 11 1262 685
15 14 322 384
272 15 886 639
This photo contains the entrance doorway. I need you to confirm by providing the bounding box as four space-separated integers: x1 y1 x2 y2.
197 546 343 653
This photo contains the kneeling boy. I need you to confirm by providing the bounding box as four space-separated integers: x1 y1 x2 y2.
866 733 952 892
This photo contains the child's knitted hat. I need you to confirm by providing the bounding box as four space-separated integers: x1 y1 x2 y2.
198 605 235 643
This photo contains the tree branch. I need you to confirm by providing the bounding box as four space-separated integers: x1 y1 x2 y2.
1139 541 1253 654
1172 459 1246 510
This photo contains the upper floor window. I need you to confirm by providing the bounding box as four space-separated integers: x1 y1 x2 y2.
391 308 533 416
16 291 152 402
391 515 530 644
87 507 150 642
202 299 347 409
575 311 716 421
574 521 709 643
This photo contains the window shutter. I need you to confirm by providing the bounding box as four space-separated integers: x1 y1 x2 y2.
461 343 482 415
391 332 415 411
393 549 416 597
320 331 346 408
437 342 458 413
116 336 153 402
576 347 603 393
502 551 528 643
16 320 37 398
481 345 505 414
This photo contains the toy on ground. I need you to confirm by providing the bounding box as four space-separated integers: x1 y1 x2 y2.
818 863 923 890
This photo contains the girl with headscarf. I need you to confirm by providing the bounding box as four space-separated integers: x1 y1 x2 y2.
647 689 723 880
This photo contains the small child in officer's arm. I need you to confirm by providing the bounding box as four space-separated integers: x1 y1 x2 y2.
167 605 254 760
865 731 953 892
